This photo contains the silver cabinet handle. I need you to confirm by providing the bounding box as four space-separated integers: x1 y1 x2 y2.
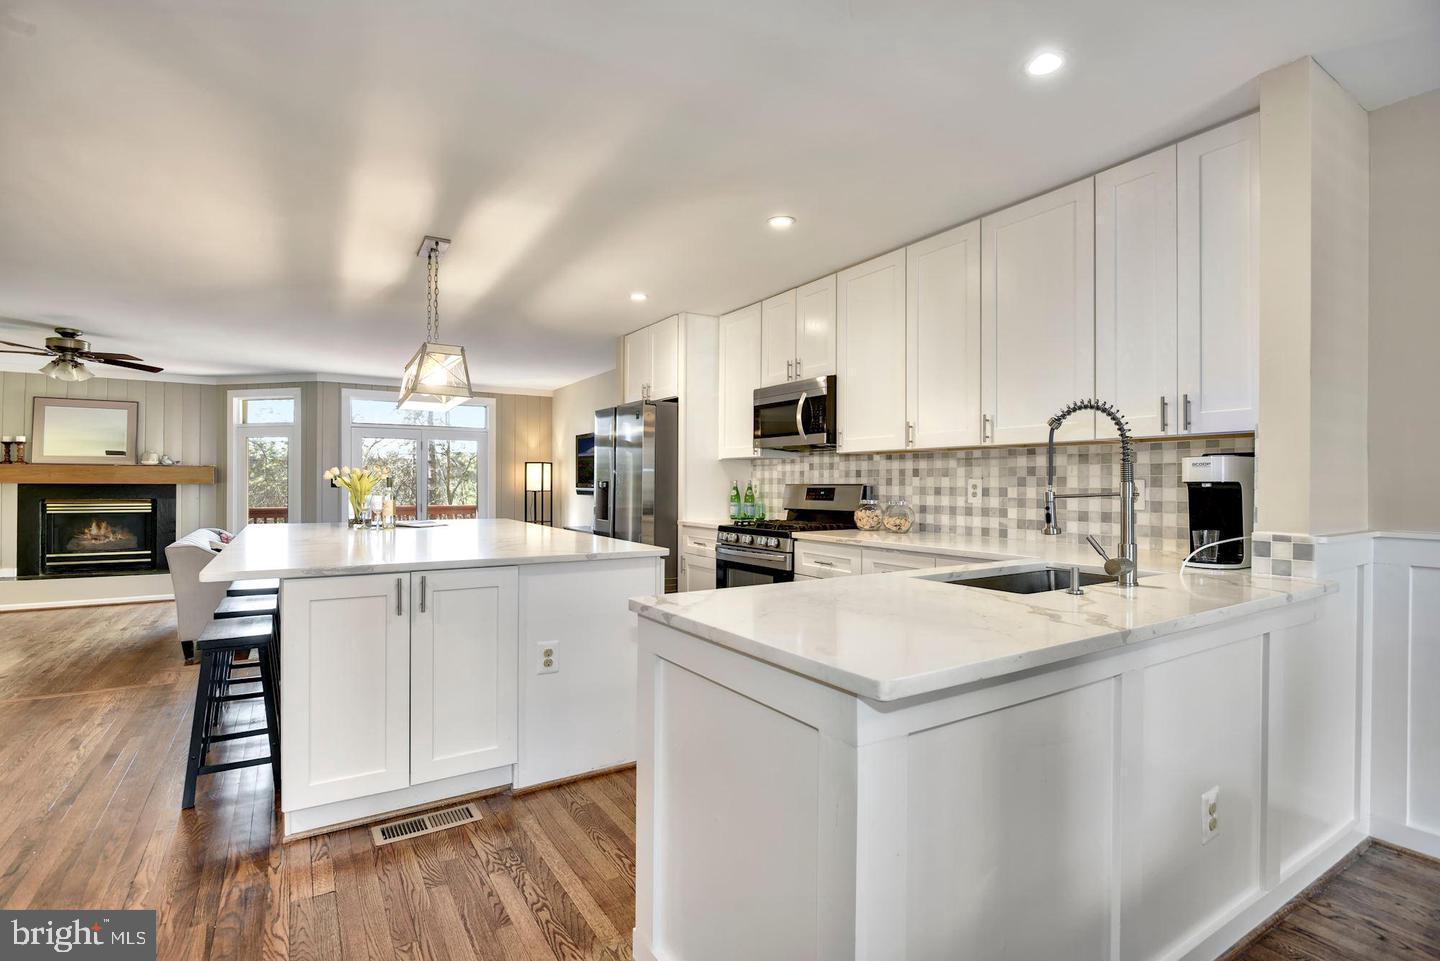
982 414 993 443
795 356 802 376
906 421 915 446
419 575 427 613
1160 395 1169 433
813 559 835 567
1183 393 1192 432
395 577 403 616
786 359 793 381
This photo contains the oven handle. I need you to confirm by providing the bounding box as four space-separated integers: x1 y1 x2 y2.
716 544 792 572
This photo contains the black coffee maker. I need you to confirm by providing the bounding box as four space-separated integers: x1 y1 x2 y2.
1181 454 1255 569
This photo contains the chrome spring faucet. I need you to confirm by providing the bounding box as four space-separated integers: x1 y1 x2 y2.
1043 399 1138 588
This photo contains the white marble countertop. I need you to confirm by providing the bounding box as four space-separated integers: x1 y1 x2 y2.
200 519 667 582
631 536 1333 701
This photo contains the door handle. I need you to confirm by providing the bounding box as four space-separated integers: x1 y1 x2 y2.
1183 393 1193 432
419 575 427 613
795 392 808 438
787 359 793 381
982 414 993 443
1160 395 1169 433
395 577 403 616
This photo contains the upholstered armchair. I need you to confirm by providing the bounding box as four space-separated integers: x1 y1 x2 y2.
165 528 231 662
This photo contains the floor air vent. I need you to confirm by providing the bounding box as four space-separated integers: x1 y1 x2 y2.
370 802 482 846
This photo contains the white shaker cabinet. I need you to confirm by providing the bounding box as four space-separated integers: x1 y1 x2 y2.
410 567 518 785
795 274 837 381
679 554 717 592
717 304 762 459
1178 114 1260 434
622 314 681 403
1095 146 1178 438
906 221 982 448
281 573 414 809
837 249 908 452
760 289 798 387
981 178 1096 445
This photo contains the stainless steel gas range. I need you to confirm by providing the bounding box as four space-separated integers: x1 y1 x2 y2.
714 483 867 589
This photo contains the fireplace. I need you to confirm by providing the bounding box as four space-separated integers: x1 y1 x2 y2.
17 484 176 578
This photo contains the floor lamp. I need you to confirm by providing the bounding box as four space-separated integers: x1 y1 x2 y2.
525 461 553 525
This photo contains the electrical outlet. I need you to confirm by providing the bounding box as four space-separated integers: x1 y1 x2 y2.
1201 786 1220 844
538 641 559 675
966 479 982 506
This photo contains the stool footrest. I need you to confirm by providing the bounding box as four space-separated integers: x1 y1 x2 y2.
209 727 271 743
197 755 274 776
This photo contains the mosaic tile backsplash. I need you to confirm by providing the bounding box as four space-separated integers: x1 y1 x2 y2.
749 436 1255 556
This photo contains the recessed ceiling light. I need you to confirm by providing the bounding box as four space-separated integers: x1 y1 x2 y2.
1025 50 1066 77
629 291 648 302
768 215 796 229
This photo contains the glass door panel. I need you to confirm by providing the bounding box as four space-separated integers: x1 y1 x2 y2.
427 439 480 519
246 436 291 524
357 435 419 519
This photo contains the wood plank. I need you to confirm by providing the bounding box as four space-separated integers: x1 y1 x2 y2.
0 463 217 484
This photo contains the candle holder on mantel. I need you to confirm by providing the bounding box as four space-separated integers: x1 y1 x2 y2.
1 437 11 464
13 435 25 464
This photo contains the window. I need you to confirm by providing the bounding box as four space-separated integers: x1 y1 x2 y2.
227 388 302 529
339 389 494 521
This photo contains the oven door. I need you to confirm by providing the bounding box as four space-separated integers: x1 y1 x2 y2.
752 376 837 450
714 545 794 588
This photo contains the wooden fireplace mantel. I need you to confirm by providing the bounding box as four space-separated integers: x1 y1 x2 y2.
0 464 217 485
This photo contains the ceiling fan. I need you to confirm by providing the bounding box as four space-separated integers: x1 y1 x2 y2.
0 327 164 382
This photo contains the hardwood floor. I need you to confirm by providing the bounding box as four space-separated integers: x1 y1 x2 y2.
3 601 1437 961
0 601 636 960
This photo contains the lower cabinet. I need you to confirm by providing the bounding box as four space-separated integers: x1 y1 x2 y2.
862 548 938 574
281 568 518 810
680 554 717 592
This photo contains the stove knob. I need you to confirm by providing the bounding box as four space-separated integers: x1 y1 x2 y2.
766 537 780 548
740 534 753 545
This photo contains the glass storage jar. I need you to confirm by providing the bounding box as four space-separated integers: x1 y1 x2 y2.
882 497 915 533
854 494 882 531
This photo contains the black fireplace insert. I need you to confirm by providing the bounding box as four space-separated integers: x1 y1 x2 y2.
17 484 176 578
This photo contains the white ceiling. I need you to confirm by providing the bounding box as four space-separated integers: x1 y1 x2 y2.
1 1 1437 390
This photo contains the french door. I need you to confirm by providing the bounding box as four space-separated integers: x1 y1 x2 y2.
348 428 489 521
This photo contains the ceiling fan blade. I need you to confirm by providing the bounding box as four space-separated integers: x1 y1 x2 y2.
79 351 143 362
92 357 164 373
0 349 50 356
0 339 44 351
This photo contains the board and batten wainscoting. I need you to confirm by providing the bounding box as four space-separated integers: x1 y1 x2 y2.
0 371 554 608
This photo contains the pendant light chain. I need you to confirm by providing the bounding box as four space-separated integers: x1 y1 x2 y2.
426 246 440 343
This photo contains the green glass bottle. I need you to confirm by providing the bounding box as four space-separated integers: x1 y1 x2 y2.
742 480 756 520
729 481 741 520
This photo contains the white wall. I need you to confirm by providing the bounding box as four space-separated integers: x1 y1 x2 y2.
1255 57 1370 536
1368 87 1440 533
551 368 617 529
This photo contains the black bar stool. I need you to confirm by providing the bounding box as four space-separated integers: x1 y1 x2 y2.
227 577 279 597
214 592 281 684
182 614 280 809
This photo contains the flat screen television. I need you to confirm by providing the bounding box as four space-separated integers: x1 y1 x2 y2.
575 432 595 494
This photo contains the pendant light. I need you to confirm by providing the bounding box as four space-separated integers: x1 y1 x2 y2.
398 235 474 412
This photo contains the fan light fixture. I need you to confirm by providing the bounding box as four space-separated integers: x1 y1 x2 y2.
41 357 93 382
398 236 474 413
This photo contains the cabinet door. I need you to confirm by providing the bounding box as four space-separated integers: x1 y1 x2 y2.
1096 146 1178 438
981 179 1096 445
410 568 518 785
649 314 681 401
907 221 982 448
760 290 798 387
681 555 717 592
837 249 908 452
1178 114 1260 434
717 304 762 459
281 574 411 809
861 548 938 574
796 274 837 380
622 326 651 404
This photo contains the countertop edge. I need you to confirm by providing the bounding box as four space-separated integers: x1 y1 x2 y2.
630 578 1336 702
200 546 669 582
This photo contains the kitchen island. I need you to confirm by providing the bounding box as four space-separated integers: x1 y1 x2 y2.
630 539 1352 961
201 519 665 838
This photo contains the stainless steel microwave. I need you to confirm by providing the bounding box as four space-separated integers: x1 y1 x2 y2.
752 375 837 451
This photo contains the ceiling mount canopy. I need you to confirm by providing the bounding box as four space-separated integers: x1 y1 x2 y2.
398 235 474 412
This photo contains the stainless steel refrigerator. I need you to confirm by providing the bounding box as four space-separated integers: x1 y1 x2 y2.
593 400 679 591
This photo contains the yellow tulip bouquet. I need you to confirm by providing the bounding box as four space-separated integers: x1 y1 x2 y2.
324 465 392 524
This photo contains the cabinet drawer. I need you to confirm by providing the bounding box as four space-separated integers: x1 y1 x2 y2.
794 541 862 578
861 548 938 574
680 526 718 559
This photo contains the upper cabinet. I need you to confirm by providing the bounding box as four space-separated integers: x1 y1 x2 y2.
837 249 908 453
1095 146 1178 439
1178 114 1260 434
981 178 1096 445
759 277 837 387
622 314 680 404
907 221 982 449
760 289 798 387
717 304 762 459
795 274 837 381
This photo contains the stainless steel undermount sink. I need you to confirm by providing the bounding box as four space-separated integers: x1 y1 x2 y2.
940 567 1116 594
